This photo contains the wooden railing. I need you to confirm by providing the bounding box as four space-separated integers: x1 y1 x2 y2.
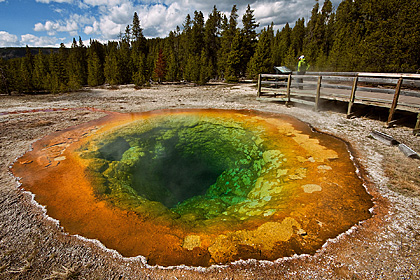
257 72 420 135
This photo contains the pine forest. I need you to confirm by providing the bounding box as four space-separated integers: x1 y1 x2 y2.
0 0 419 94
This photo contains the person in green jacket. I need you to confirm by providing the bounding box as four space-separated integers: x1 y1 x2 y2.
297 55 309 89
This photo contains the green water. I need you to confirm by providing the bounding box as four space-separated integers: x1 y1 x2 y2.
82 115 269 220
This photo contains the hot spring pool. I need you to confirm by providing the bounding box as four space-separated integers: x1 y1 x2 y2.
13 109 373 266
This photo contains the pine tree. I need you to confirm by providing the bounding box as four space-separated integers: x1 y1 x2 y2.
87 48 104 86
225 30 243 82
179 14 192 79
291 18 305 59
217 15 230 79
277 23 292 64
0 58 10 95
358 0 420 72
184 54 200 82
133 52 147 86
218 5 239 79
32 49 48 90
302 0 334 70
67 38 85 90
153 49 167 83
328 0 362 71
182 11 205 82
18 47 34 92
164 31 180 81
284 46 297 70
132 12 141 42
241 4 259 76
87 40 105 86
199 49 211 84
57 43 69 91
47 51 62 93
228 5 239 38
104 44 121 85
132 12 147 54
191 11 205 55
204 6 221 79
247 27 273 79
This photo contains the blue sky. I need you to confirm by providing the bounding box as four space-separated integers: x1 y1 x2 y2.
0 0 341 47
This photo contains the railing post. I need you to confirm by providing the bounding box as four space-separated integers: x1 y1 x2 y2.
387 77 403 127
414 113 420 136
286 74 292 105
314 76 322 111
257 74 262 97
347 76 359 118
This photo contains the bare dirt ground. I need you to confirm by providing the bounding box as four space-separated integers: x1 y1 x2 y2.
0 83 419 279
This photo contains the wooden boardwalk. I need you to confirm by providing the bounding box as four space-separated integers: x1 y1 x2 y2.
257 72 420 135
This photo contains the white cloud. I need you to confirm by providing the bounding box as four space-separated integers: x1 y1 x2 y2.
84 21 100 35
36 0 74 3
83 2 137 40
254 1 310 27
34 14 95 36
136 3 184 38
0 31 19 47
82 0 128 7
108 2 134 24
0 31 59 47
20 34 58 47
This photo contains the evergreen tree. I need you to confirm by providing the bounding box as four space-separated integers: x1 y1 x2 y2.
184 54 200 82
225 30 243 82
132 12 147 54
118 37 133 84
228 5 239 37
199 49 211 84
32 49 48 90
182 11 205 82
0 58 10 95
133 52 148 86
67 38 86 90
58 43 69 91
47 49 67 93
18 46 34 92
87 48 104 86
240 4 259 76
217 15 230 78
191 11 205 55
358 0 420 72
218 5 239 79
328 0 362 71
276 23 292 65
164 31 180 81
284 46 298 70
87 40 105 86
247 27 273 79
204 6 221 79
132 12 142 42
179 14 192 79
153 49 167 83
303 0 333 70
291 18 305 59
104 44 121 85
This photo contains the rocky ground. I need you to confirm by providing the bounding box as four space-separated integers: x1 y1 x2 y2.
0 83 419 279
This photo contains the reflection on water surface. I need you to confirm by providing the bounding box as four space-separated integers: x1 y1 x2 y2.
13 109 373 267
